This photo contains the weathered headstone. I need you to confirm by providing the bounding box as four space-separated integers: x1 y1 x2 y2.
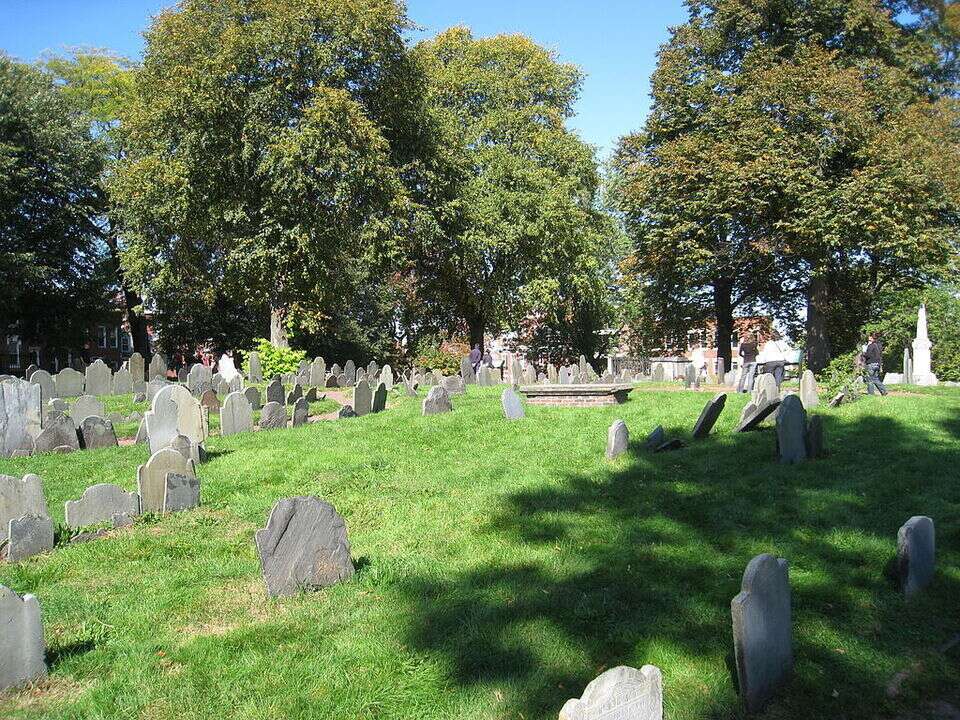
367 360 379 378
84 359 112 396
0 379 41 457
380 364 394 391
79 416 118 450
309 357 326 387
148 353 167 381
731 554 793 713
147 384 206 454
896 516 935 597
144 394 178 455
645 425 666 451
559 665 663 720
243 386 262 410
343 360 356 385
145 378 166 403
286 384 303 405
371 383 387 414
752 373 779 407
255 496 355 597
0 585 47 691
422 386 452 415
221 392 254 436
736 398 782 433
247 351 263 383
54 367 84 398
441 375 465 396
0 474 48 548
259 402 287 430
266 378 284 406
692 393 727 440
112 368 133 395
187 364 213 394
28 370 55 406
136 447 196 513
775 395 808 464
34 415 79 454
5 514 54 562
338 405 357 419
65 483 139 529
652 364 665 383
199 389 220 411
460 356 476 385
291 397 310 427
799 370 819 409
71 394 105 426
128 352 145 382
163 472 200 513
353 381 372 417
683 363 696 389
501 388 525 420
606 419 629 460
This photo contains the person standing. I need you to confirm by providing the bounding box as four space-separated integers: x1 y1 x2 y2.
737 335 759 393
863 333 888 396
469 344 482 373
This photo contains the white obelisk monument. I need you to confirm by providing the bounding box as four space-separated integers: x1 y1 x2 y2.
912 304 938 386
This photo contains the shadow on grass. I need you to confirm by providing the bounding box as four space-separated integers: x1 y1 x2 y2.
397 408 960 719
47 639 96 668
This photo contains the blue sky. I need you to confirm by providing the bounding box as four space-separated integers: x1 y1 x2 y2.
1 0 689 157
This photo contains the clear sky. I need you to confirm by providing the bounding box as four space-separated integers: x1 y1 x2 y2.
1 0 689 157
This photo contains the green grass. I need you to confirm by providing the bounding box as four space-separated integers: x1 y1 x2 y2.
1 387 958 719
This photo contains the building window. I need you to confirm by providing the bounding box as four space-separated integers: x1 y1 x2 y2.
7 335 20 368
97 326 108 349
108 327 118 349
121 333 131 353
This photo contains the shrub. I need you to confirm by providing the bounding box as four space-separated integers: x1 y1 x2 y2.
414 336 464 376
817 351 865 403
243 338 307 381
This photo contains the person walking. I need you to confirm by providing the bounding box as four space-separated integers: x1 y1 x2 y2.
863 333 889 396
737 335 759 393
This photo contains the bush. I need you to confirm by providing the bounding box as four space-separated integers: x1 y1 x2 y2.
243 338 307 381
816 351 865 403
414 336 464 376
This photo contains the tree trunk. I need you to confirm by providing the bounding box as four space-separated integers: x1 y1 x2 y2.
124 288 150 356
805 274 831 371
713 276 734 375
270 305 289 348
467 316 485 353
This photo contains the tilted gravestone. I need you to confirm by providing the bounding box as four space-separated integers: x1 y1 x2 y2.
501 388 525 420
692 393 727 440
291 397 310 427
0 585 47 692
247 351 263 383
169 433 201 465
1 474 49 547
353 381 372 417
559 665 663 720
255 496 355 597
243 386 262 410
606 419 629 460
65 483 139 529
731 554 793 713
736 398 782 433
72 394 105 426
775 395 808 464
422 386 452 416
799 370 819 409
752 373 779 407
1 379 41 457
80 416 118 450
441 375 465 396
84 359 112 396
34 416 79 454
259 402 287 430
137 447 196 513
163 472 200 513
371 383 387 414
5 514 54 563
221 392 254 436
286 384 303 406
645 425 666 451
896 516 935 597
266 378 284 406
54 367 84 398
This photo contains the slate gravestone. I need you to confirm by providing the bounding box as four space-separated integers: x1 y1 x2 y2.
441 375 465 396
325 374 339 388
24 364 38 380
731 554 793 713
460 356 476 385
0 474 48 547
128 352 145 382
736 398 782 433
259 402 287 430
72 395 105 426
367 360 379 378
799 370 819 409
80 416 118 450
753 373 779 406
163 472 200 513
353 381 372 417
652 364 665 383
559 665 663 720
55 367 84 398
255 496 355 597
1 379 41 457
29 370 55 406
645 426 666 451
683 363 696 389
404 379 418 397
186 364 211 394
806 415 826 459
343 360 356 385
5 514 54 562
303 387 318 403
177 367 189 383
338 405 357 419
692 393 727 440
287 384 303 405
266 379 284 405
247 351 263 382
897 516 935 597
776 395 808 464
371 383 387 414
151 384 206 453
422 386 452 415
199 389 220 411
137 447 195 513
84 359 112 396
213 373 230 396
221 392 254 436
309 357 326 387
0 584 47 692
243 386 262 410
65 483 139 529
606 420 629 460
145 378 166 403
34 416 79 454
112 368 133 395
145 393 178 455
291 397 310 427
501 388 525 420
148 354 166 381
380 364 394 391
134 418 148 444
829 392 845 408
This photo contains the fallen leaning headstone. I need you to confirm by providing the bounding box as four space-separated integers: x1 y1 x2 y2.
559 665 663 720
692 393 727 440
423 386 453 416
65 483 140 529
606 419 629 460
896 516 935 597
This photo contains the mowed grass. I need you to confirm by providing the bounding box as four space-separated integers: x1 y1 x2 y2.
0 386 958 719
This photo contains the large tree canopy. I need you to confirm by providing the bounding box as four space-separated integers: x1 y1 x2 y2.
111 0 424 351
610 0 960 370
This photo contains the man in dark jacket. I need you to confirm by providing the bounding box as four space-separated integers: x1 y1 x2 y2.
864 333 888 396
737 336 760 393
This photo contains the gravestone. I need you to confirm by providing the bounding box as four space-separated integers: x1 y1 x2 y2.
0 585 47 691
129 352 145 381
736 398 782 433
403 379 418 397
71 394 104 426
163 472 200 513
343 360 356 385
247 351 263 382
221 392 254 436
134 418 148 444
731 554 793 713
338 405 357 419
145 378 167 403
304 387 319 403
255 496 355 597
291 397 310 427
187 364 212 394
259 402 287 430
371 383 387 414
353 381 372 417
65 483 139 529
606 420 629 460
559 665 663 720
0 474 48 547
1 379 41 457
266 378 284 406
753 373 779 407
422 386 452 415
80 416 118 450
24 364 38 380
460 357 476 385
137 447 196 513
243 387 261 410
217 354 241 385
903 348 913 385
799 370 819 409
501 388 525 420
652 364 665 383
645 426 666 451
325 374 339 388
692 393 727 440
145 394 178 455
683 363 696 389
367 360 379 378
441 375 465 396
286 384 303 405
380 364 394 391
897 516 935 597
199 389 220 411
55 367 84 398
5 514 54 562
148 353 167 381
178 367 189 384
28 370 55 406
776 395 808 464
34 416 79 454
84 359 112 396
310 357 326 387
523 366 537 385
148 384 206 454
112 368 133 395
806 415 826 459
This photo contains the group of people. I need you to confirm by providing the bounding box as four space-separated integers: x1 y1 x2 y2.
468 345 493 374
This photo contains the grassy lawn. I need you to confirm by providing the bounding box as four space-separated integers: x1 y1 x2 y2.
1 387 958 719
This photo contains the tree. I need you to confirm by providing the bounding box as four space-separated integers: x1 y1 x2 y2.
409 28 619 357
0 55 108 352
111 0 423 350
610 0 960 371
